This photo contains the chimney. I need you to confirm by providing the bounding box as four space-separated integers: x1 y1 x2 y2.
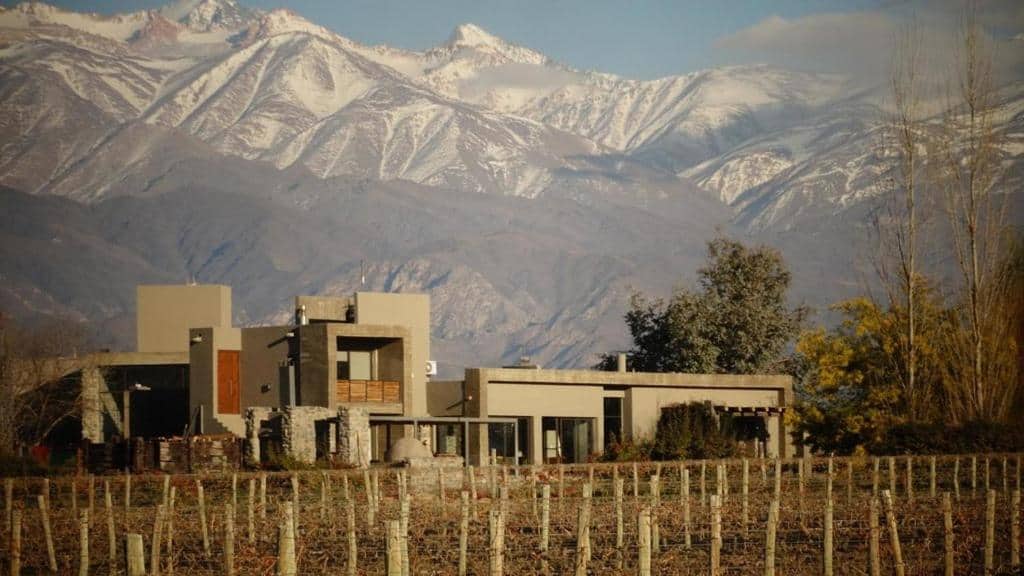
617 353 627 373
295 304 308 326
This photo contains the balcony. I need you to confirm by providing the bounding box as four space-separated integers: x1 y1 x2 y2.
336 379 400 404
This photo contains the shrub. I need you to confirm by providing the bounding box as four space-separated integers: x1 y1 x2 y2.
868 420 1024 455
599 435 653 462
651 402 738 460
0 453 47 477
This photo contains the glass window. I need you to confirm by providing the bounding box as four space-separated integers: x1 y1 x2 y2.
541 417 593 464
603 397 622 448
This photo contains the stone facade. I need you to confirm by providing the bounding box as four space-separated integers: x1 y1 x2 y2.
244 405 372 466
280 405 336 464
336 407 371 467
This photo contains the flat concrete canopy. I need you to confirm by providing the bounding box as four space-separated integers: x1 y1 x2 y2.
473 367 791 390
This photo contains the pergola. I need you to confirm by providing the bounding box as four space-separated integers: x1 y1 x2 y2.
369 415 521 466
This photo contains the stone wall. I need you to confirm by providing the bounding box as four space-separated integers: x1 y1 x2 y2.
281 405 336 464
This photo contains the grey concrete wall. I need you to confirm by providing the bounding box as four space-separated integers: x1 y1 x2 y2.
188 326 241 435
296 323 330 408
240 327 291 411
137 285 231 353
426 380 464 416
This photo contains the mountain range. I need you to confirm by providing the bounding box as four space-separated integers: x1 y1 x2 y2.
1 0 1021 374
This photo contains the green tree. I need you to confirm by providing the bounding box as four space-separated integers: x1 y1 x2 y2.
602 236 806 374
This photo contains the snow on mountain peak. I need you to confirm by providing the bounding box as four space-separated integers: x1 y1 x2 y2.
447 23 503 48
160 0 250 33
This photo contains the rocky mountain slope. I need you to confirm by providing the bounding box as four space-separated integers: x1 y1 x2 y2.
0 0 1021 372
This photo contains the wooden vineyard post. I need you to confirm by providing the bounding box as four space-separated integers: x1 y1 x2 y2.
439 468 446 506
1003 458 1008 495
872 458 879 496
37 495 57 573
765 499 779 576
869 497 880 576
319 474 327 523
125 533 145 576
459 491 469 576
539 485 550 574
247 478 255 543
699 460 707 506
930 457 937 498
166 486 176 575
400 495 410 576
1011 489 1020 570
710 494 722 576
638 507 652 576
773 458 781 500
10 508 21 576
488 509 505 576
162 476 170 509
530 471 537 520
124 473 131 518
954 458 961 500
291 475 300 536
385 518 401 573
558 464 565 504
984 489 995 574
881 490 905 576
614 476 625 553
742 459 750 534
73 478 79 517
943 493 953 576
468 466 478 518
346 499 357 576
574 487 591 576
79 510 90 576
972 456 978 497
633 462 640 501
847 459 854 505
682 468 692 549
259 473 267 521
223 504 234 576
197 480 210 556
985 457 991 492
105 480 116 564
650 475 660 552
889 457 897 497
151 504 163 576
364 470 375 528
278 502 296 576
88 476 95 530
823 498 833 576
906 457 913 502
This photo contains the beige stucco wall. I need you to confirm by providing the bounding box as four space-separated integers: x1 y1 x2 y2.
487 382 605 465
354 292 430 416
465 368 794 464
138 285 231 353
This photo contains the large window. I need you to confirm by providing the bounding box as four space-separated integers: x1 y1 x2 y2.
603 397 623 448
486 418 529 463
542 417 593 464
337 350 372 380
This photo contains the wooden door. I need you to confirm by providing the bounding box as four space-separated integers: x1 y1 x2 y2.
217 350 241 414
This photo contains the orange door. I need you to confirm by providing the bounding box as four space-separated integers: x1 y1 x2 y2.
217 350 241 414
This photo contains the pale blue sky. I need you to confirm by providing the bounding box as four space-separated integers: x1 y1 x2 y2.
10 0 1024 80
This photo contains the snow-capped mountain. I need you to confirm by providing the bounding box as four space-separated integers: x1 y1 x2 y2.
0 0 1021 370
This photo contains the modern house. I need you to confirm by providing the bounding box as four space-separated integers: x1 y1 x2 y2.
74 283 794 468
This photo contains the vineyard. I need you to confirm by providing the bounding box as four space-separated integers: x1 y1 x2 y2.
2 454 1022 575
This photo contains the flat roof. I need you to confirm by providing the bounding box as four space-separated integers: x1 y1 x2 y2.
470 367 791 390
90 351 189 367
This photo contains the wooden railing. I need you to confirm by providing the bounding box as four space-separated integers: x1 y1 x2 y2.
336 379 400 404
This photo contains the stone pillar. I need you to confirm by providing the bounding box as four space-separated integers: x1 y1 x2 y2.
336 407 371 468
243 408 269 467
80 367 104 443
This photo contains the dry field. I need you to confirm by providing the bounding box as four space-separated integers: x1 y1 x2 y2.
2 454 1021 575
